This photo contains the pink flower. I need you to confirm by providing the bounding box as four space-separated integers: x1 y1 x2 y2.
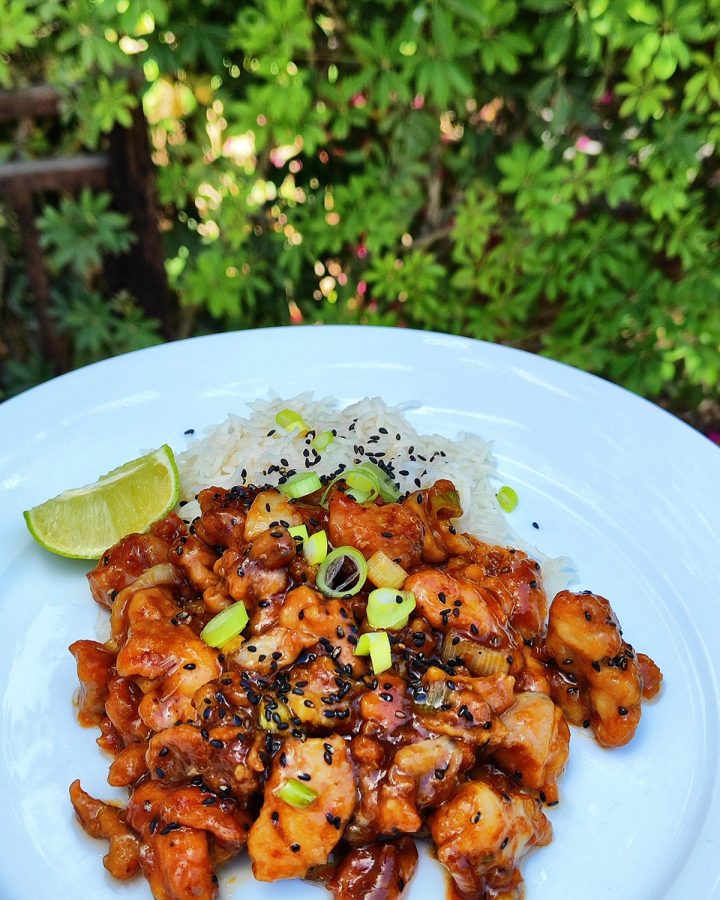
575 135 602 155
412 94 425 110
351 93 367 108
357 280 367 295
356 245 368 259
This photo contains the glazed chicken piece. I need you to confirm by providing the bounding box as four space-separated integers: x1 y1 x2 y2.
513 642 552 695
281 655 361 734
224 625 317 677
278 585 364 676
69 780 140 880
193 486 249 548
402 479 473 563
417 666 516 747
87 531 173 608
328 837 418 900
244 489 304 540
490 691 570 804
328 490 424 570
376 736 466 834
404 568 517 651
248 735 356 881
211 546 290 612
449 540 548 639
359 672 416 742
191 673 256 728
109 577 184 649
346 735 387 845
105 672 152 746
145 723 265 803
116 612 222 731
108 741 149 787
68 639 116 726
638 652 663 698
545 590 660 747
429 775 552 899
126 780 251 900
173 532 220 595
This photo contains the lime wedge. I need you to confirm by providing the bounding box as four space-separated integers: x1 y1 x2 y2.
23 444 180 559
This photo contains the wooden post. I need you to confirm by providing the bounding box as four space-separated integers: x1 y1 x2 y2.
0 79 174 366
6 187 67 371
106 93 173 338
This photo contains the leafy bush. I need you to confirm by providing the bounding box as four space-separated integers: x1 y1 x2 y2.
2 0 719 415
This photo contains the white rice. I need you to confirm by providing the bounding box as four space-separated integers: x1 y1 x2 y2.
177 393 509 544
176 393 574 591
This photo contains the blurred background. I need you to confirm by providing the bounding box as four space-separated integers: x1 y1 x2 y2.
0 0 718 438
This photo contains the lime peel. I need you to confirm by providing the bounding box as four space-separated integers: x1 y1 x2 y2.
23 444 180 560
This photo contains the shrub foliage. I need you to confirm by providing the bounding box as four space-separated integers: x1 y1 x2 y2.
1 0 719 410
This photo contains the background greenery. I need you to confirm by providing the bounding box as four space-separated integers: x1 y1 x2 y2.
1 0 719 426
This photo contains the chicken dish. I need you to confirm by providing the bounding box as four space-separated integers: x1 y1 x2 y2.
69 470 662 900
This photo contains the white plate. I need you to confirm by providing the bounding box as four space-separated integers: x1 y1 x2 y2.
1 326 718 900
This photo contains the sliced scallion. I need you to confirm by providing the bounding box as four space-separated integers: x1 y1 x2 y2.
417 679 451 709
356 462 400 502
316 546 368 597
278 471 322 499
366 588 416 630
354 630 392 674
275 408 310 435
288 524 309 543
200 601 249 648
346 470 379 503
441 631 511 675
311 430 334 452
320 462 400 507
275 777 318 809
303 529 328 565
366 550 407 590
430 487 462 518
496 485 518 513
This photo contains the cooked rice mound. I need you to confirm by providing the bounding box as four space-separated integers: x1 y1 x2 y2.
176 393 509 545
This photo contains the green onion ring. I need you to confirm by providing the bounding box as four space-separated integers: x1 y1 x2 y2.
278 471 322 499
496 485 518 512
316 545 368 597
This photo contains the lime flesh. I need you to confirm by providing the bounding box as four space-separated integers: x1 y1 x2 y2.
23 444 180 559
